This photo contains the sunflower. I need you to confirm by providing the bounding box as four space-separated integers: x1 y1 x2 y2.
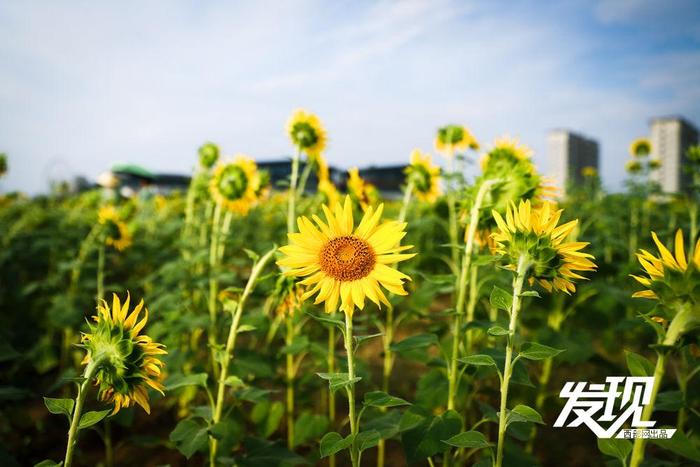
648 159 662 170
209 156 260 214
198 142 220 169
98 206 132 251
0 153 8 177
347 167 379 210
481 136 533 169
491 200 596 293
80 293 166 414
405 149 441 203
318 178 340 206
626 160 643 174
286 109 327 160
434 125 478 155
629 138 651 157
469 137 555 238
631 229 700 301
277 196 415 315
581 166 598 178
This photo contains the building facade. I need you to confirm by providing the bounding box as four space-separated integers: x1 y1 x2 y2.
649 116 699 193
547 129 599 194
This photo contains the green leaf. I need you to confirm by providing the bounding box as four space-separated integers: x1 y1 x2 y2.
489 286 512 311
354 333 383 348
293 412 329 447
505 405 544 427
655 390 684 412
317 372 361 393
78 409 111 429
487 326 510 337
390 333 438 353
458 354 498 367
223 375 246 389
363 391 410 408
164 373 208 390
519 290 541 298
357 430 381 452
400 407 462 464
282 336 309 355
33 460 61 467
442 431 491 449
652 429 700 462
625 350 655 377
319 432 354 458
518 342 565 361
305 311 345 330
170 418 209 459
597 438 632 463
262 401 285 438
43 397 74 419
237 324 257 333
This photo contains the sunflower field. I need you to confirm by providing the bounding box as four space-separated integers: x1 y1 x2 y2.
1 113 699 467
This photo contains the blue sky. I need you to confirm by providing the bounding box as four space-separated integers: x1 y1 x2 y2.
1 0 699 193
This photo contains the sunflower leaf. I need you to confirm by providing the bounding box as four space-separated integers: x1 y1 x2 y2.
78 409 111 429
504 405 544 427
442 430 492 449
319 432 354 457
458 354 498 367
390 333 438 353
363 391 410 408
487 326 510 337
317 373 361 392
625 350 654 377
519 342 565 361
489 286 512 311
164 373 208 390
43 397 74 419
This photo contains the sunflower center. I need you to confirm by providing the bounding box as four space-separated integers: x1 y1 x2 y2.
292 122 319 149
410 164 432 193
319 236 376 281
217 165 248 200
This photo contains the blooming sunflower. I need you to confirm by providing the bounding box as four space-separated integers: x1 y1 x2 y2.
80 293 166 414
581 166 598 178
277 196 415 315
98 206 132 251
347 167 379 210
648 159 662 170
198 142 220 169
626 160 643 174
631 229 700 301
405 149 441 203
491 200 596 293
629 138 651 157
469 137 555 239
286 109 327 160
318 178 340 206
434 125 478 155
209 155 260 214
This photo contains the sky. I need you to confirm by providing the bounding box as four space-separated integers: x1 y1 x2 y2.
1 0 700 194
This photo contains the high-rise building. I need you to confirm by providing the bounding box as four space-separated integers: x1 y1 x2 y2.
649 116 699 193
547 129 599 194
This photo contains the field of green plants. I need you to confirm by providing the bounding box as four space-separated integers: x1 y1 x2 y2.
0 113 699 467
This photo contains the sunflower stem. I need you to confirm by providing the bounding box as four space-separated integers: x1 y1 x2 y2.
447 179 497 412
210 247 276 467
64 358 101 467
398 179 414 224
285 315 296 449
630 304 688 467
343 312 360 467
288 146 302 233
96 242 105 302
297 157 313 199
328 317 337 467
495 254 529 467
208 203 223 376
